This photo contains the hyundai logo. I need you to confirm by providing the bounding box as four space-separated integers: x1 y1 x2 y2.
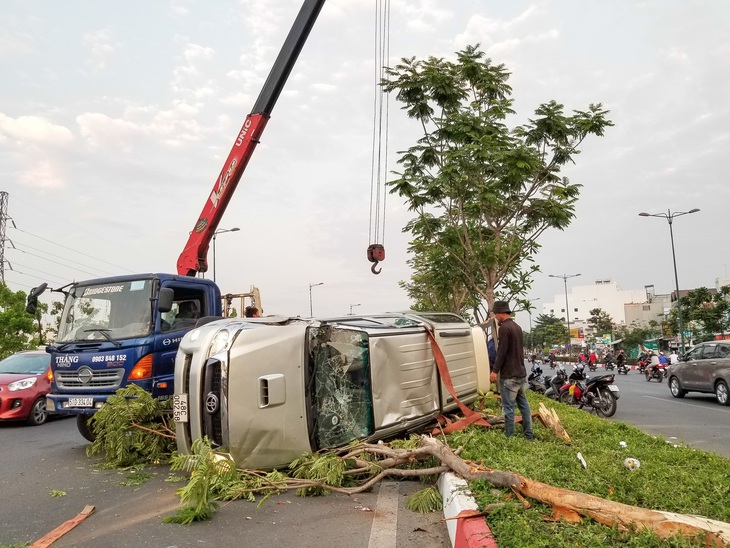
205 393 219 415
77 367 93 385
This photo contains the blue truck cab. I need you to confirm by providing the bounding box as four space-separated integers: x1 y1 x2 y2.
41 273 222 441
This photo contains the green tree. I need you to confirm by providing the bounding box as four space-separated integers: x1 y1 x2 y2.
668 286 730 343
0 284 38 358
530 314 568 350
382 45 612 318
587 308 614 338
614 320 661 352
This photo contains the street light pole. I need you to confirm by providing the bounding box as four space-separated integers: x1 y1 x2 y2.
528 298 540 352
211 227 240 283
309 282 324 317
639 208 700 354
349 303 361 315
549 273 581 359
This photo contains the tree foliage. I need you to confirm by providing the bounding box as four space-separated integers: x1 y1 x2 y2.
382 45 613 318
614 320 661 351
530 314 568 349
0 283 38 358
86 385 176 468
587 308 615 337
668 286 730 343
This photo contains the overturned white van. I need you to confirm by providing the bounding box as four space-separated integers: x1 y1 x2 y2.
173 312 490 469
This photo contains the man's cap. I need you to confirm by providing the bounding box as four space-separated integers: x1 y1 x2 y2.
492 301 512 314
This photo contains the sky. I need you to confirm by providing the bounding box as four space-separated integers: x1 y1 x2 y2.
2 0 729 326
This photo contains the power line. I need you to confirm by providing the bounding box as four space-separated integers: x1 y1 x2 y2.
5 260 70 286
5 246 107 279
9 239 116 277
8 192 159 266
9 226 136 274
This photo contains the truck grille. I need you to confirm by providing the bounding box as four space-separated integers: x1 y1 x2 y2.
201 358 223 446
55 368 125 390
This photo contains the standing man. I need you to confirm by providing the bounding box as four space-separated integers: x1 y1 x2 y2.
489 301 534 440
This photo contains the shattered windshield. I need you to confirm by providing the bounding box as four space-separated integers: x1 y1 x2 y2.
307 326 374 449
57 280 154 342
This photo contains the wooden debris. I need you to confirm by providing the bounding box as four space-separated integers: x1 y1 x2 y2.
30 505 95 548
537 402 571 442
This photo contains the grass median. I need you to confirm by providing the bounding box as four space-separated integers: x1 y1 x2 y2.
447 391 730 547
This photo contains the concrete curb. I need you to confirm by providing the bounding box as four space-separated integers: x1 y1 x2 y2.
438 472 498 548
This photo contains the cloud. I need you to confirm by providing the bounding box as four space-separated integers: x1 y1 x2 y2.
19 160 67 190
83 29 115 71
0 114 74 145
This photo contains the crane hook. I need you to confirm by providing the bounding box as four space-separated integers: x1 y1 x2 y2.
366 244 385 276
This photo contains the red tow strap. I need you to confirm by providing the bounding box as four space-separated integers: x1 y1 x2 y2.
423 328 491 434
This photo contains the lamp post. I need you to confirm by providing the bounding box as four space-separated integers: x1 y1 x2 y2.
549 273 581 359
212 227 240 282
349 303 361 315
528 298 540 352
309 282 324 317
639 208 700 355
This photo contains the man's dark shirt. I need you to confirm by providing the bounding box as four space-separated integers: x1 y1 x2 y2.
492 317 526 379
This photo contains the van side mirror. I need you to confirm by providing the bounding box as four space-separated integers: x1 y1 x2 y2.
157 288 174 313
26 283 48 315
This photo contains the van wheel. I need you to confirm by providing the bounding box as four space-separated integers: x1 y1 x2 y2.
77 414 97 442
669 377 686 398
716 381 730 406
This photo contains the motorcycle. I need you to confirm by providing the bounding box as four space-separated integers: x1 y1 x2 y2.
616 361 630 375
528 365 546 394
604 359 615 371
645 364 665 382
543 364 568 400
559 366 620 417
588 360 597 372
637 359 648 374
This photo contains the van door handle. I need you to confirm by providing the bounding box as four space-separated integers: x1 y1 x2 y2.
439 330 470 338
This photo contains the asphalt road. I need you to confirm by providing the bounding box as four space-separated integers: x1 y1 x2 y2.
560 364 730 459
4 369 728 547
0 417 450 548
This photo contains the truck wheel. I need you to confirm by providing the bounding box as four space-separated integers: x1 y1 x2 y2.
77 414 96 442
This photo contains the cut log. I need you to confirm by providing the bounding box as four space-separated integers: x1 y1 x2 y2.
419 437 730 546
537 402 571 443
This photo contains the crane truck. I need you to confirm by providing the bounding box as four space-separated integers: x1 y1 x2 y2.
21 0 327 442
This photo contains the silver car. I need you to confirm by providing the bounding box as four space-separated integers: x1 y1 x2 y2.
667 341 730 405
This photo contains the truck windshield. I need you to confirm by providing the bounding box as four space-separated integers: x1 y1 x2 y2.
57 280 154 342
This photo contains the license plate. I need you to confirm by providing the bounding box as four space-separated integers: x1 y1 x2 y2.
173 394 188 423
68 397 93 407
607 384 619 392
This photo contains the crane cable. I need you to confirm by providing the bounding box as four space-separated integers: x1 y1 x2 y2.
367 0 390 275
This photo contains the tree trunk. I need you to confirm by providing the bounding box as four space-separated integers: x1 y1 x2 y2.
419 437 730 545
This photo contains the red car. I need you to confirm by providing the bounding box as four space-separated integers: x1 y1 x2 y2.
0 350 52 425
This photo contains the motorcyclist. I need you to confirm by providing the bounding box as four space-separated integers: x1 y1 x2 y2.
604 351 614 369
616 349 626 368
648 351 661 377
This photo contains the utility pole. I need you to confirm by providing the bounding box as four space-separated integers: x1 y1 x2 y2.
0 192 8 284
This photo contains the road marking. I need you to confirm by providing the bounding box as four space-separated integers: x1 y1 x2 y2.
368 481 399 548
643 395 730 414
